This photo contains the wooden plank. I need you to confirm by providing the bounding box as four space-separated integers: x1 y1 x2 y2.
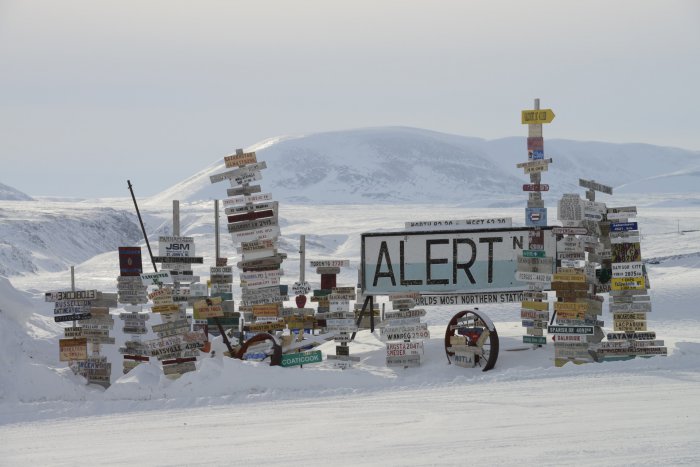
521 109 555 124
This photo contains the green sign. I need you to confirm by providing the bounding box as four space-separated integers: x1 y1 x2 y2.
523 335 546 345
522 250 546 258
207 317 238 326
280 350 323 367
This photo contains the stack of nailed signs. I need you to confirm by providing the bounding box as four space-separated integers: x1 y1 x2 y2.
74 306 116 387
154 235 204 300
381 293 427 368
116 247 150 374
593 205 666 360
205 261 238 337
312 261 357 369
550 183 607 365
46 288 117 387
517 100 555 346
209 149 287 351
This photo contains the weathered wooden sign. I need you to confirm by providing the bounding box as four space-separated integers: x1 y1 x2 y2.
140 271 173 285
579 179 613 195
224 150 257 168
59 338 88 361
521 109 555 124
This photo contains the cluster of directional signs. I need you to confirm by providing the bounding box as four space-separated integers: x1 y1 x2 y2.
45 104 669 386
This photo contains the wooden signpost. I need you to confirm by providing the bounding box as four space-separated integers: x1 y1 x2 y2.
382 295 428 368
587 204 667 361
309 259 358 368
518 98 555 347
209 148 288 361
47 267 117 387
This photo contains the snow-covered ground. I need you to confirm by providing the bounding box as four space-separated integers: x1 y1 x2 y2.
1 200 700 465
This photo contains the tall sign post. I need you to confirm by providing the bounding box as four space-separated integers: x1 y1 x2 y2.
46 270 117 387
117 247 150 374
592 202 667 360
210 148 288 363
310 259 358 369
143 205 207 376
551 181 609 365
518 98 555 347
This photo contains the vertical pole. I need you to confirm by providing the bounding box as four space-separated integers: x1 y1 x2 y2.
215 200 220 261
299 235 306 282
71 266 76 329
127 180 158 273
171 200 181 299
172 200 180 236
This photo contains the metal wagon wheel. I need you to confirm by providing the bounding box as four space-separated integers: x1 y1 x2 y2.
444 309 499 372
236 333 282 366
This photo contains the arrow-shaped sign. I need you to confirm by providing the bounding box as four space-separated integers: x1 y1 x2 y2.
521 109 555 124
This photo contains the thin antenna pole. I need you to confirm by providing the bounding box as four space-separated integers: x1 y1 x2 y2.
172 200 180 236
127 180 158 273
215 200 220 261
299 235 305 282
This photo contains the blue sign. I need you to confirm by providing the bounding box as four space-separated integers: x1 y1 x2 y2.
526 208 548 227
529 149 544 160
610 222 638 232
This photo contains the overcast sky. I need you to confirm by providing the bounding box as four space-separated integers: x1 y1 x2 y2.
1 0 698 198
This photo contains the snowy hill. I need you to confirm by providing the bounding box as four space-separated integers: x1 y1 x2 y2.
0 182 33 201
0 201 143 276
147 127 700 206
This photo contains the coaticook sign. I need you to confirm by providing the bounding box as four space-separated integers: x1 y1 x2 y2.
361 227 556 294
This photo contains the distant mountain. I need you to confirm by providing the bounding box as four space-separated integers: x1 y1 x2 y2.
0 204 142 276
0 182 33 201
149 127 700 206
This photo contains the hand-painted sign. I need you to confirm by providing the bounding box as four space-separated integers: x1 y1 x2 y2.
59 338 88 361
579 179 613 195
310 260 350 268
209 161 267 183
140 271 173 285
405 218 512 231
523 335 546 345
523 184 549 192
548 325 594 335
521 109 555 124
224 151 257 168
361 227 556 294
222 192 272 206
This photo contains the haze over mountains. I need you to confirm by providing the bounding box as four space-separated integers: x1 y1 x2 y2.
148 127 700 206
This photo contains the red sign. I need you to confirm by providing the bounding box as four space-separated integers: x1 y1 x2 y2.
227 209 275 224
527 137 544 151
523 184 550 192
119 247 143 276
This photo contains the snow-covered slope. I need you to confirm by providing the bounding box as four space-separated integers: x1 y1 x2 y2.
0 201 143 276
147 127 700 206
0 182 33 201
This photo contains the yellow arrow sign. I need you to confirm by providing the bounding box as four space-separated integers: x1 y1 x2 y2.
521 109 555 124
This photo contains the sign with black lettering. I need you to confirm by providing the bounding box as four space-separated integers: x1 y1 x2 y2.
361 227 556 294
